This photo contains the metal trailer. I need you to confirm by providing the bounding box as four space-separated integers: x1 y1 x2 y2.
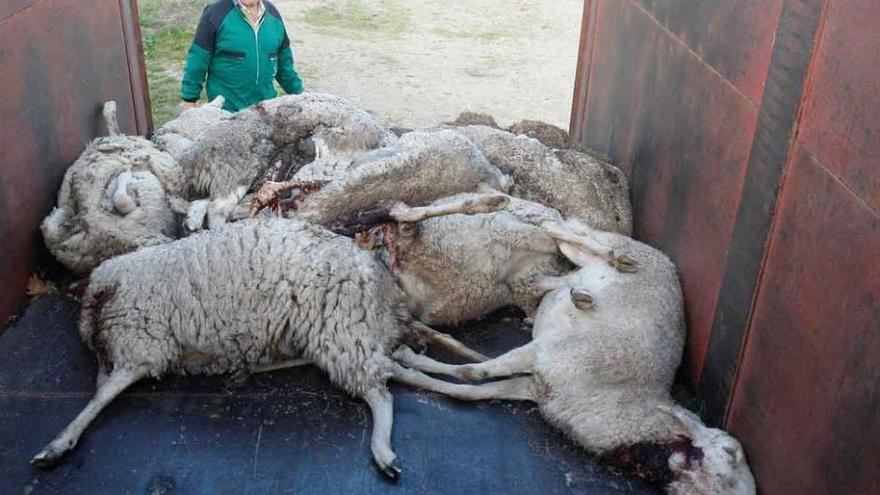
1 0 878 493
572 1 879 493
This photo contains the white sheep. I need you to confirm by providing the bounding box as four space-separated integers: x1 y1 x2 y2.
319 190 635 326
31 194 509 479
287 124 631 236
293 129 510 224
252 132 630 326
453 125 633 235
41 102 183 273
151 96 232 161
381 193 570 325
391 221 756 494
181 93 398 231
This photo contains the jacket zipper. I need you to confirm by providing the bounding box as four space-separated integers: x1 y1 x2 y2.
253 17 264 85
238 4 264 86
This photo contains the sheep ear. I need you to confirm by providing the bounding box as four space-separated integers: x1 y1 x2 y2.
558 242 593 268
209 95 225 108
657 404 700 438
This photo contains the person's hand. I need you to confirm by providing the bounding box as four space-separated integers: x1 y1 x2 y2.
181 101 197 111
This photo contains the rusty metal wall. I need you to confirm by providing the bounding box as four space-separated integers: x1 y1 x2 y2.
0 0 151 324
726 0 880 492
571 0 879 492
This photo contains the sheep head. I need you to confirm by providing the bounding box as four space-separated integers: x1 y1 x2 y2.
659 406 756 495
42 139 179 273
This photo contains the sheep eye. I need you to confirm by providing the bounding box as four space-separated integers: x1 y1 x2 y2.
570 288 594 310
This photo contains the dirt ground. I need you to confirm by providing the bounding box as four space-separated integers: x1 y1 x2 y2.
275 0 583 129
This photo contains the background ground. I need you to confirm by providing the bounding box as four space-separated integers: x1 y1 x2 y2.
139 0 583 128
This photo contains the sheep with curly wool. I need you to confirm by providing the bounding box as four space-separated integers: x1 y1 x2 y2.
392 221 756 494
32 217 410 477
452 125 632 235
292 129 511 224
31 193 510 479
253 132 630 326
151 96 232 161
41 102 183 273
180 93 398 231
376 193 570 325
507 119 578 150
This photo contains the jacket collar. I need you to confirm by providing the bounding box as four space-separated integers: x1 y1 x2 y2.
234 0 265 17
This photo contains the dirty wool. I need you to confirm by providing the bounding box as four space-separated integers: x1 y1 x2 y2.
35 94 755 494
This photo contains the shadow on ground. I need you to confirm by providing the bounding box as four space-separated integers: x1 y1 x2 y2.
0 294 655 494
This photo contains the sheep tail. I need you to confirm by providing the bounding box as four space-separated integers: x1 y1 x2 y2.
102 101 120 136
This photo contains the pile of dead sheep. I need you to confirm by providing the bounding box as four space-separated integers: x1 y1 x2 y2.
34 93 755 494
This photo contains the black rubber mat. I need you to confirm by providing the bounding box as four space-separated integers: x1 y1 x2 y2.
0 294 654 494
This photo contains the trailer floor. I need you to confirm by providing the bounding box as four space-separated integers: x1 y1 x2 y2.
0 294 654 494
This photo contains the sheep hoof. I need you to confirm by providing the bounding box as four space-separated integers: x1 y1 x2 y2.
458 365 486 381
392 345 416 363
611 254 639 273
378 460 403 481
30 447 63 468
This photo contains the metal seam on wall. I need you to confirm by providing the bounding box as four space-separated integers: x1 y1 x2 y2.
699 0 829 426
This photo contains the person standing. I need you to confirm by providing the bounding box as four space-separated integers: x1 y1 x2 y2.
181 0 304 112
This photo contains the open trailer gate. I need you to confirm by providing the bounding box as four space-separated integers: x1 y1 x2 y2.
571 1 879 493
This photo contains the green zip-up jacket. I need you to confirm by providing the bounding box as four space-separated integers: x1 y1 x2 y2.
181 0 304 112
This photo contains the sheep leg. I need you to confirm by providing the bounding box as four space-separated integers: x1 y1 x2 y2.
534 274 576 292
392 364 538 402
542 221 638 273
542 221 613 258
408 320 489 362
394 343 535 382
185 199 210 232
389 194 510 223
312 137 331 160
331 194 509 239
207 186 248 229
95 361 111 389
364 387 401 480
111 171 136 215
31 365 149 467
513 274 576 317
392 346 462 376
249 358 311 374
102 101 120 136
250 179 326 217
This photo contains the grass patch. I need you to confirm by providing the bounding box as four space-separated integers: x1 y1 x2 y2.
138 0 210 126
430 26 516 42
303 0 409 38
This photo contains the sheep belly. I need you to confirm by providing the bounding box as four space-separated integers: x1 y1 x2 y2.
82 218 404 394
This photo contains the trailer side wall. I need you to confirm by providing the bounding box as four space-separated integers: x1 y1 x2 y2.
0 0 150 323
572 1 879 492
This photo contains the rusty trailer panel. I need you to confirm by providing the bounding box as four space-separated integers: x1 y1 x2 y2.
572 0 880 492
796 0 880 214
0 0 151 324
728 145 880 495
632 0 783 105
726 0 880 493
700 0 826 424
